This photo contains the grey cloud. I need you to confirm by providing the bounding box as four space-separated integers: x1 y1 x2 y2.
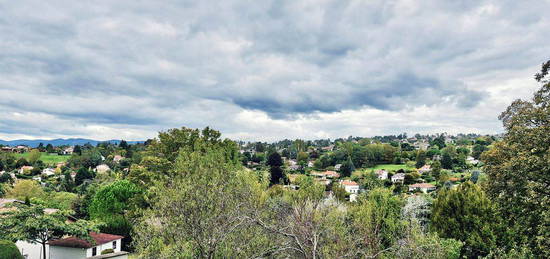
0 0 549 139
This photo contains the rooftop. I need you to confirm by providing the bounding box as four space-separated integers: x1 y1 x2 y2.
49 232 124 248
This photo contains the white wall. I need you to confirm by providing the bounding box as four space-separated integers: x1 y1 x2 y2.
49 246 86 259
85 239 122 257
16 241 48 259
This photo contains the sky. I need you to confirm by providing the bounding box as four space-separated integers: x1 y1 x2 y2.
1 0 549 142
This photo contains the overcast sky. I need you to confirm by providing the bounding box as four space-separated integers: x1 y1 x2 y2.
1 0 549 141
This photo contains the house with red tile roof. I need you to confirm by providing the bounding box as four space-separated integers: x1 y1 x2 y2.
49 232 128 259
340 180 360 194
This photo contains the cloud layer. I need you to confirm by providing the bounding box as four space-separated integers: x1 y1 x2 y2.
0 0 549 141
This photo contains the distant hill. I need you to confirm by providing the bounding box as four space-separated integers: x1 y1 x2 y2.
0 138 144 147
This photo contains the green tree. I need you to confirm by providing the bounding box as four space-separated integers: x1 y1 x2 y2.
441 152 453 169
75 167 93 186
482 61 550 257
89 180 141 250
431 160 442 179
0 204 97 259
45 144 54 153
134 139 266 258
266 152 285 185
339 157 355 177
28 149 42 164
6 179 45 200
431 181 497 258
73 145 82 155
350 188 405 256
415 150 426 168
0 240 24 259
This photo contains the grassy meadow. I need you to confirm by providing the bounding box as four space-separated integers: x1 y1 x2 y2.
14 152 71 164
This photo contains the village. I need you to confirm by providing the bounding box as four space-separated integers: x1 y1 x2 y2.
0 132 488 259
240 133 486 202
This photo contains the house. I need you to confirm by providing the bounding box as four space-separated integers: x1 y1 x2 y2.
49 232 128 259
409 183 436 193
375 170 388 180
391 173 405 184
466 156 479 165
113 155 124 163
414 142 429 151
287 160 300 171
61 146 74 155
311 170 340 179
334 164 342 171
418 165 432 174
15 146 30 153
321 145 335 152
95 164 111 174
1 146 15 152
307 161 314 168
42 168 56 177
19 166 34 174
340 180 360 194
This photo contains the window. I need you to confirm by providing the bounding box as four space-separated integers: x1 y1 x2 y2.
92 247 97 256
112 241 117 250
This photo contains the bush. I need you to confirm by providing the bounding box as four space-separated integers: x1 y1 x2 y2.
101 248 114 254
0 240 24 259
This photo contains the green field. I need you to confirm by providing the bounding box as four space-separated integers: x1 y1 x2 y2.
14 152 71 164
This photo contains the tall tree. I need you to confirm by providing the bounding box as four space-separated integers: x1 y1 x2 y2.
45 143 54 153
134 139 266 258
431 182 497 258
441 152 453 169
73 145 82 155
75 167 93 186
415 150 427 168
339 157 355 177
266 152 284 185
89 180 141 250
482 60 550 257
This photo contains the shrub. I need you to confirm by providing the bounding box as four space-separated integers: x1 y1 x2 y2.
0 240 24 259
101 248 114 254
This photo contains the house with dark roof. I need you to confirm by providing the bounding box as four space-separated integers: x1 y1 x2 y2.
48 232 128 259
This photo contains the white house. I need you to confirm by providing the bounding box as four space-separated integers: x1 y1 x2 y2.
48 232 128 259
466 156 479 165
375 170 388 180
340 180 360 194
62 146 74 155
95 164 111 174
409 183 436 193
334 164 342 171
42 168 56 177
391 173 405 184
